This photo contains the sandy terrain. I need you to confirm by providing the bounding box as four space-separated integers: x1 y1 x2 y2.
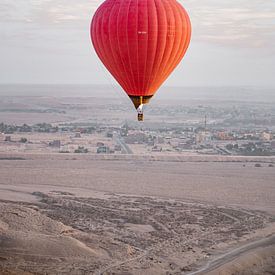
0 201 109 274
0 153 274 213
0 153 274 274
188 231 275 275
0 192 274 274
1 86 275 274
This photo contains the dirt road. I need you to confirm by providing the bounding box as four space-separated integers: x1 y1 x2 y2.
188 235 275 275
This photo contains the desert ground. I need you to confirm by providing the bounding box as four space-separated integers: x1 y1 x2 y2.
0 153 275 274
0 87 275 274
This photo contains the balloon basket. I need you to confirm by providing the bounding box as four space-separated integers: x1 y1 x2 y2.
138 113 144 121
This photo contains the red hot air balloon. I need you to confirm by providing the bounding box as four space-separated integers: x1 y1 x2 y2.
91 0 191 121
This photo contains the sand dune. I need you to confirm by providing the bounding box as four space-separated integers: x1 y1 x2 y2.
0 154 274 274
0 203 110 274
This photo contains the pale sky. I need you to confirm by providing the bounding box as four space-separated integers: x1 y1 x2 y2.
0 0 274 87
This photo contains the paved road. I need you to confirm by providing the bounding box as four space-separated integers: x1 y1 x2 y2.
187 235 275 275
115 134 133 154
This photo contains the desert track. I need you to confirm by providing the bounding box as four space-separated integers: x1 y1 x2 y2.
188 235 275 275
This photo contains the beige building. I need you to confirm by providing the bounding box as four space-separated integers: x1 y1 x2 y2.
261 132 272 141
196 131 212 144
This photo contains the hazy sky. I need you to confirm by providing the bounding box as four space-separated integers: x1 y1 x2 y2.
0 0 274 87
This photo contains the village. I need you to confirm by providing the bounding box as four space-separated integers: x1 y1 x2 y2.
0 121 274 157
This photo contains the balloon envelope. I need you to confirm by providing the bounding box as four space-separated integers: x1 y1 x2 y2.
91 0 191 105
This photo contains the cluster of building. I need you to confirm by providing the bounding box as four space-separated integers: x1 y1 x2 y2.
0 121 274 156
121 125 275 155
